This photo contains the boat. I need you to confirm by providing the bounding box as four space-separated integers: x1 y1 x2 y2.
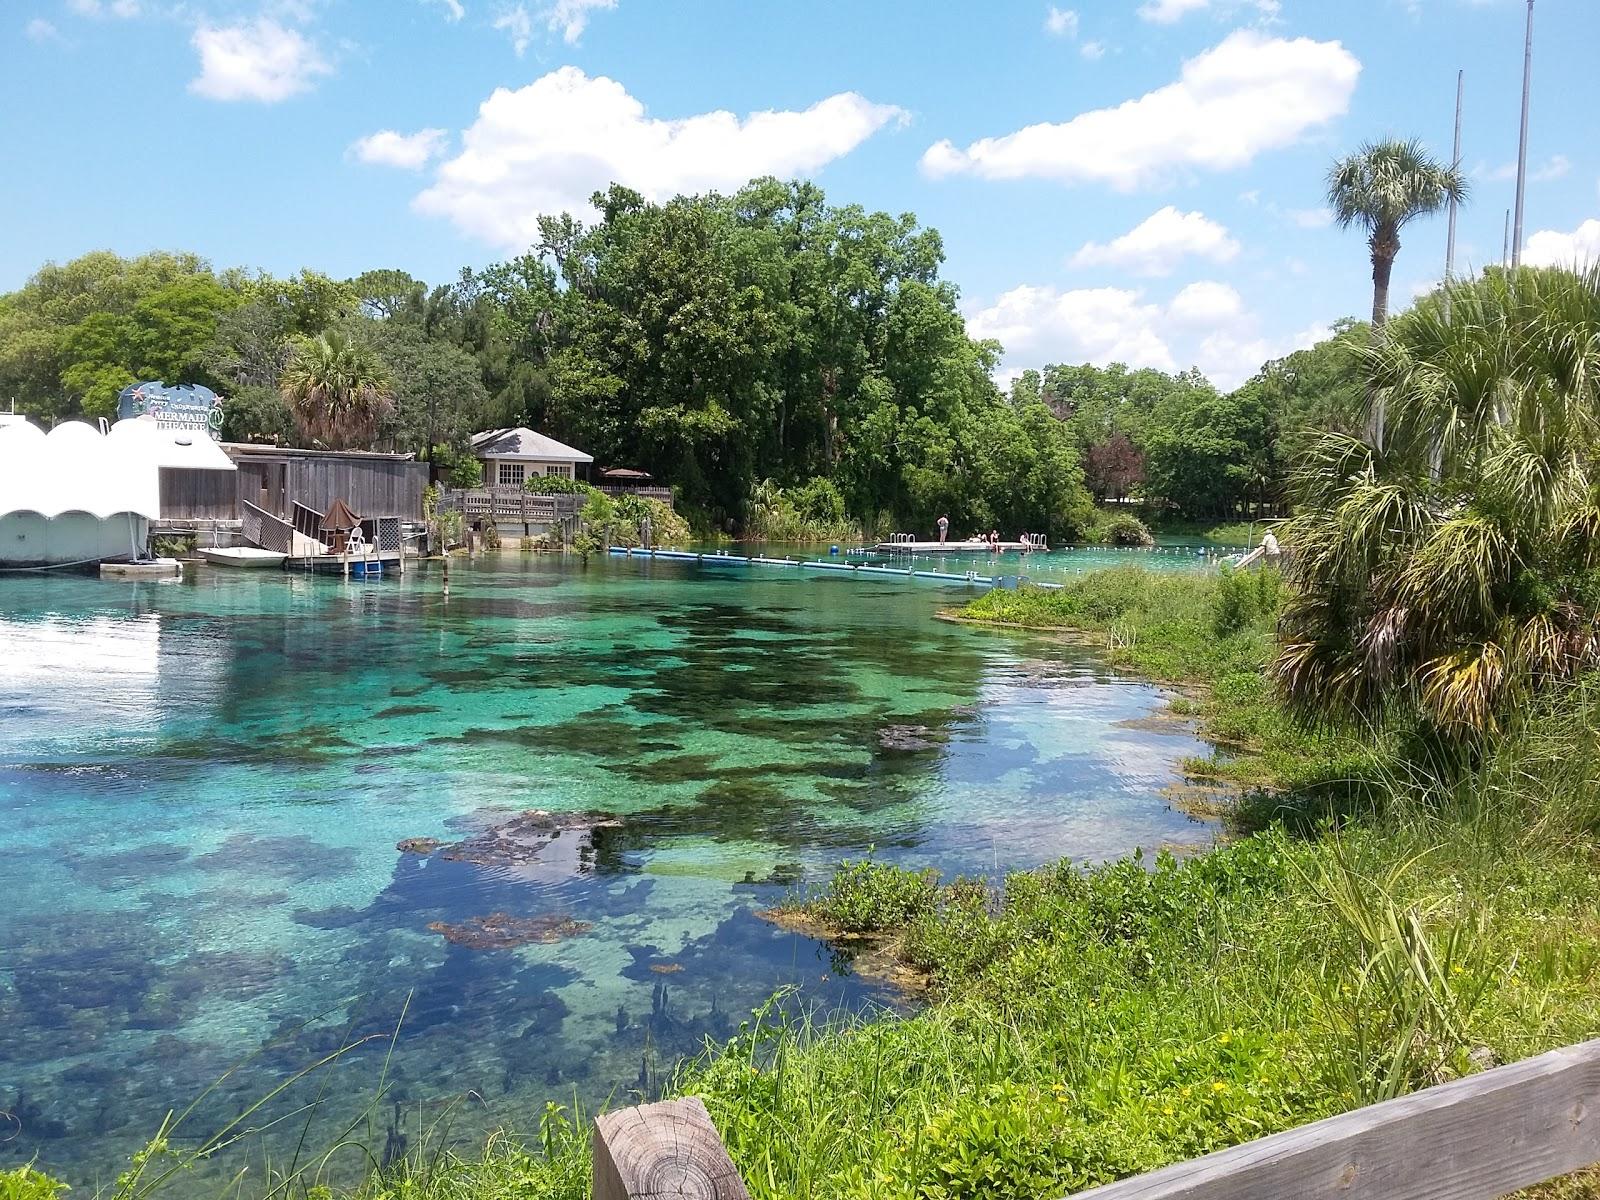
198 546 287 569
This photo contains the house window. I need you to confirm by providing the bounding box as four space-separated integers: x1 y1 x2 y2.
547 464 573 478
497 462 525 486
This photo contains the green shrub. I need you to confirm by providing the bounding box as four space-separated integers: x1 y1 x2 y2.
809 858 940 933
431 444 482 488
523 476 596 496
152 535 197 559
1094 513 1155 547
0 1167 68 1200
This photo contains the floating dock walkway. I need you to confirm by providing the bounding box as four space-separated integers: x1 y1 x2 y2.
866 539 1039 553
606 546 1047 589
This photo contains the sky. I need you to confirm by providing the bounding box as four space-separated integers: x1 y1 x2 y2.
3 0 1599 389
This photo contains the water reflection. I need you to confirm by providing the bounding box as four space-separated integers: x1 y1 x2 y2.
0 556 1216 1184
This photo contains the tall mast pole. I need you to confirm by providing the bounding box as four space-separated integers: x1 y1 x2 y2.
1503 210 1511 267
1510 0 1534 268
1445 70 1463 280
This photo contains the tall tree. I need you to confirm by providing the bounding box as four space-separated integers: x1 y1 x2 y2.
279 330 394 450
1327 139 1467 326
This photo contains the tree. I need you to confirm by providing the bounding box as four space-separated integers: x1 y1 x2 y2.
1276 265 1600 742
1084 434 1144 503
1327 139 1467 326
279 330 394 450
361 317 490 459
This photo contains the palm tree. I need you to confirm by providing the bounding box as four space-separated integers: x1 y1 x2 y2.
1274 265 1600 743
1327 139 1468 327
279 330 394 450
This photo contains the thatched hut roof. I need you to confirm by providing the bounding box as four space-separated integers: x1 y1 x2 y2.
321 498 361 530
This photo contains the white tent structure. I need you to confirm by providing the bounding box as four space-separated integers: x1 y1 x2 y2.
0 417 235 568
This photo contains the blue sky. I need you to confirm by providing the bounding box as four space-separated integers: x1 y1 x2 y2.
4 0 1598 387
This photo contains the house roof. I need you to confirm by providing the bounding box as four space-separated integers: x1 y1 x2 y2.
470 427 594 464
222 442 416 462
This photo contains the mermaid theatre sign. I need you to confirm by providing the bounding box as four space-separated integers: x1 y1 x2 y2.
117 381 225 441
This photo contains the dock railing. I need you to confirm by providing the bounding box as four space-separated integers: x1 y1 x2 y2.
591 1036 1600 1199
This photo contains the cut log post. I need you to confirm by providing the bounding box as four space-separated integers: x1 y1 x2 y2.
593 1097 751 1200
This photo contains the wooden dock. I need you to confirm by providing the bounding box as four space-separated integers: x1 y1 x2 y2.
867 539 1042 553
607 546 1022 588
283 550 403 577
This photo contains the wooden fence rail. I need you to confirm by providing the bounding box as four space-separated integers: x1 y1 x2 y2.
593 1038 1600 1200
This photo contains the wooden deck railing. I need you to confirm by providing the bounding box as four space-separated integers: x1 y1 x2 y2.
240 499 294 554
437 487 583 525
592 1038 1600 1199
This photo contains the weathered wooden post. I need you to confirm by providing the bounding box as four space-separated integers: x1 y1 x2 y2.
593 1098 750 1200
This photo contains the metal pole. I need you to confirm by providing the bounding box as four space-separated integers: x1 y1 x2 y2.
1503 209 1511 268
1510 0 1534 268
1445 70 1464 280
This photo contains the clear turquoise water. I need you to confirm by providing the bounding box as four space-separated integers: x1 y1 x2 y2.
0 553 1217 1185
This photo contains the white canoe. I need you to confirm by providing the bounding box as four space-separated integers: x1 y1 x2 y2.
198 546 287 569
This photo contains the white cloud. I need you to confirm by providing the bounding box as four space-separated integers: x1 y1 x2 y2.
26 17 64 41
1080 39 1106 60
495 0 613 51
1167 280 1246 327
1285 206 1332 229
1476 154 1571 184
921 30 1360 190
415 68 907 250
422 0 466 20
1194 322 1324 389
1138 0 1280 22
543 0 615 43
1044 6 1078 36
967 285 1178 373
1069 206 1240 276
1138 0 1208 22
189 18 331 103
351 128 450 169
967 279 1323 390
1523 219 1600 268
492 4 533 53
65 0 141 16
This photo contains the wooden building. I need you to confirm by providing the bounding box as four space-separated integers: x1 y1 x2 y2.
158 444 428 524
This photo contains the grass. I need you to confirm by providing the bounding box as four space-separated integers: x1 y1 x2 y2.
1142 514 1279 546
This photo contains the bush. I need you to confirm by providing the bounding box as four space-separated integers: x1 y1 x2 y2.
1212 566 1282 637
432 443 482 488
523 476 596 496
809 858 940 933
479 521 502 551
153 534 197 558
1094 513 1155 547
0 1167 68 1200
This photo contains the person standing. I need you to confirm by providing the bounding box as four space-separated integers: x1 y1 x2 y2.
937 514 949 545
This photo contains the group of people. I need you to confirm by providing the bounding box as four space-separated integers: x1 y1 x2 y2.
934 515 1043 552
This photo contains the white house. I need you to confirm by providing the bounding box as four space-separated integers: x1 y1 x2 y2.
0 417 235 567
470 428 593 487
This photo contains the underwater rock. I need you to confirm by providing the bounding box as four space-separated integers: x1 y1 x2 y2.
395 837 442 855
434 810 620 868
648 963 683 974
426 912 592 950
877 724 943 752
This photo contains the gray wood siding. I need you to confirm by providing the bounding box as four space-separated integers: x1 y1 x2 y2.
286 458 427 521
159 468 239 521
